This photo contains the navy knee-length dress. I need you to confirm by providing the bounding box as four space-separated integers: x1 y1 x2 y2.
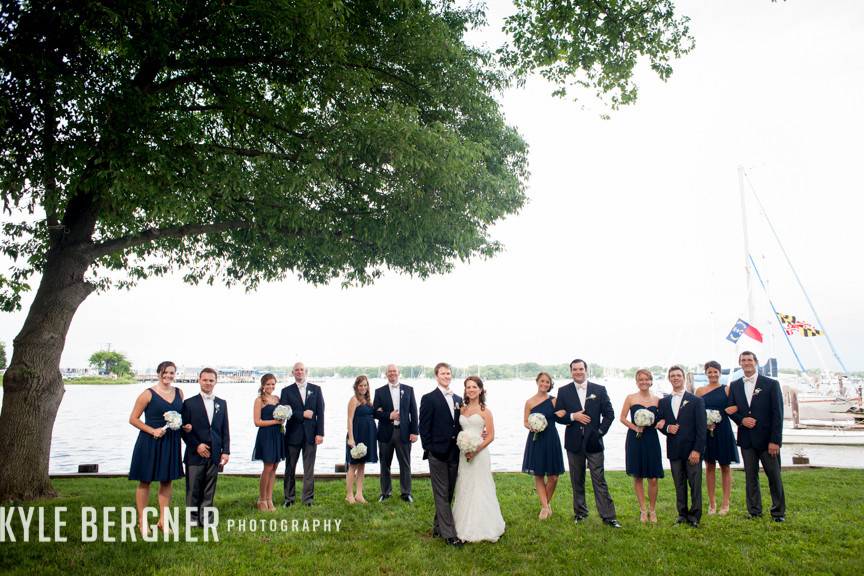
346 403 379 466
253 402 286 463
128 388 184 482
522 397 565 476
624 404 664 479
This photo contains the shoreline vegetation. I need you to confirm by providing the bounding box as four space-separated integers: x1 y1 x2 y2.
2 469 862 575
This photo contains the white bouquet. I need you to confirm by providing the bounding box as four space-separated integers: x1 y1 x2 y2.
706 409 722 437
456 431 482 455
633 408 654 439
527 413 548 441
273 404 293 434
350 443 367 460
162 410 182 431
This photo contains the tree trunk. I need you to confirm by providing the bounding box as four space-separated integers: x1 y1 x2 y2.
0 245 95 501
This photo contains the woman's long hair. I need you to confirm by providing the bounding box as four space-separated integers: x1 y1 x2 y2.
463 376 486 411
354 375 371 405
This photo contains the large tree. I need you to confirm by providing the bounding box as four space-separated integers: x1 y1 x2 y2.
0 1 692 500
88 349 133 377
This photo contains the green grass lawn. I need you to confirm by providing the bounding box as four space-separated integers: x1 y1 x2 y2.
1 469 862 575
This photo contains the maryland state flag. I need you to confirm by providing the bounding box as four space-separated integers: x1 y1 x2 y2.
726 319 764 343
777 312 823 337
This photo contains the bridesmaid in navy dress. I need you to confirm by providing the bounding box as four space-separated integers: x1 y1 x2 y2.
696 360 739 515
522 372 565 520
128 361 184 536
619 368 664 524
253 373 285 511
345 375 378 504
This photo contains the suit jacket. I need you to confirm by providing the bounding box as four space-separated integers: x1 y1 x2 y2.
554 381 614 454
279 382 325 447
657 391 706 460
181 394 230 466
727 374 783 451
373 383 418 443
418 388 462 463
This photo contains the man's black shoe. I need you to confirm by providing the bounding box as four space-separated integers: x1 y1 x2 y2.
445 537 463 547
401 494 414 503
773 516 785 523
378 494 391 502
283 500 294 508
604 519 622 529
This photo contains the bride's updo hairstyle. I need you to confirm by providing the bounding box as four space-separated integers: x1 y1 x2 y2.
463 376 487 411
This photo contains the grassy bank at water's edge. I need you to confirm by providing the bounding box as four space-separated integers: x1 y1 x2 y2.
1 469 862 575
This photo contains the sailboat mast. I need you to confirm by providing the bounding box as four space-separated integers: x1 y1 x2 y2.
739 166 756 338
742 170 849 374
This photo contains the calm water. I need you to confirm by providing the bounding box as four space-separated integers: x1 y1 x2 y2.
1 377 860 474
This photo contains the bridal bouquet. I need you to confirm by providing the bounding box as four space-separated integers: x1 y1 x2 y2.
350 443 367 460
706 409 722 436
527 413 548 441
456 431 482 455
162 411 182 431
273 405 293 434
633 408 654 439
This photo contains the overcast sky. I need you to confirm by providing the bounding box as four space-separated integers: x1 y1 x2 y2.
2 0 862 373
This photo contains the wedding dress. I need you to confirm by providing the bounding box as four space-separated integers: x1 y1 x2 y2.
452 413 506 542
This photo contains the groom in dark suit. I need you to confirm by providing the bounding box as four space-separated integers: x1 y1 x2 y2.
419 362 463 546
280 362 325 507
658 365 706 527
181 367 230 527
373 364 418 502
727 350 786 521
554 359 620 528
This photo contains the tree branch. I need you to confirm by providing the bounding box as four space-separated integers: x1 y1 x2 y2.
149 54 300 94
180 143 300 162
91 220 249 258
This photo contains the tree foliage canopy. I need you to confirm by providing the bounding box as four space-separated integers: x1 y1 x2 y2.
0 1 533 310
0 1 692 310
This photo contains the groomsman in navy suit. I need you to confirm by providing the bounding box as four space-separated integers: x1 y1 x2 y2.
280 362 325 506
181 368 230 527
554 359 621 528
727 351 786 521
373 364 418 502
419 362 463 546
658 365 706 527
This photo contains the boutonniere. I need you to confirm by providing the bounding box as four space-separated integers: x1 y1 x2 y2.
215 403 221 413
753 388 762 397
307 390 314 398
587 394 597 401
682 400 689 407
400 389 404 398
454 401 462 409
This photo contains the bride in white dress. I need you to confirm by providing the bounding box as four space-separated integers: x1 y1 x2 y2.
452 376 506 543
